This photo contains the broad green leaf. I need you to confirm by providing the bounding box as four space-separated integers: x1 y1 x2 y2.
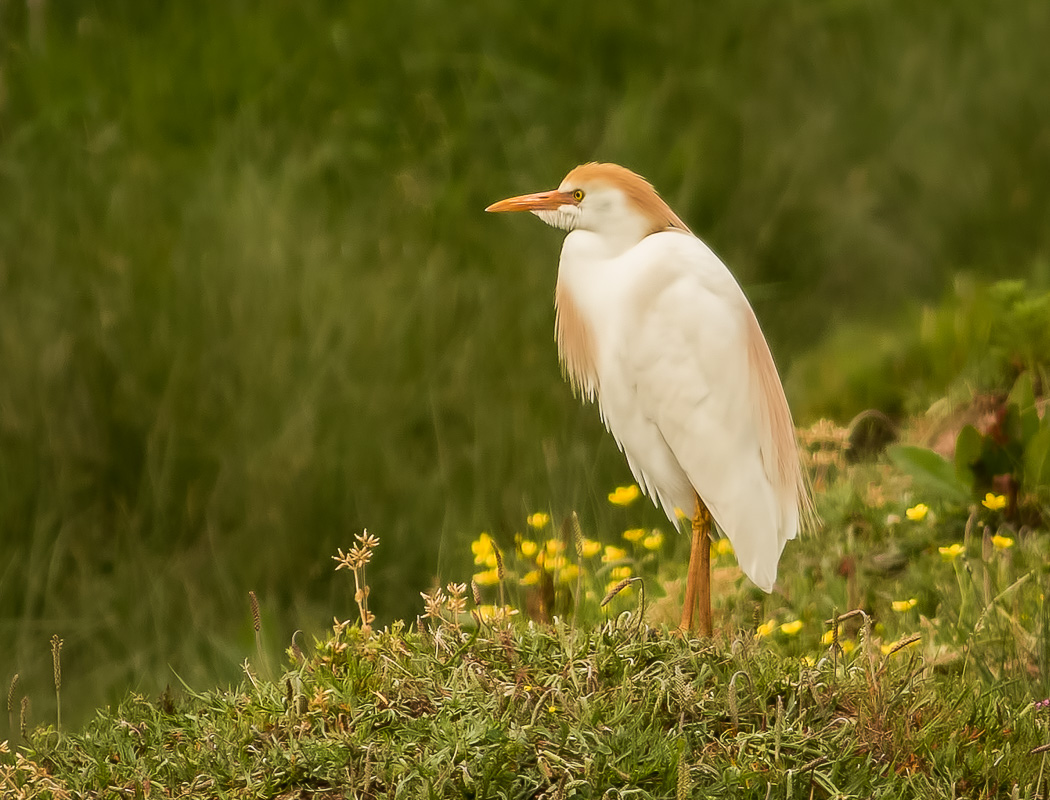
1007 371 1039 445
888 444 970 503
1024 426 1050 489
953 424 982 489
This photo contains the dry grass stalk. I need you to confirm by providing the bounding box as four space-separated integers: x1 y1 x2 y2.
8 673 19 742
51 635 62 733
248 591 266 675
334 530 380 634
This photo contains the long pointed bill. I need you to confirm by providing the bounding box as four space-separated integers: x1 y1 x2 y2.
485 190 575 213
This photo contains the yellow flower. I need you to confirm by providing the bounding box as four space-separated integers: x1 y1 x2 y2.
642 531 664 550
991 534 1014 550
610 565 633 581
473 568 500 586
602 545 628 563
520 570 541 586
622 528 646 543
471 532 494 565
714 539 734 557
518 539 539 558
780 620 803 636
544 554 568 572
527 512 551 529
608 485 641 506
756 619 776 638
891 598 917 612
905 503 929 522
981 493 1007 511
839 640 856 655
544 539 565 556
821 626 843 646
558 564 580 584
580 539 602 558
674 507 689 520
938 543 965 561
477 605 517 622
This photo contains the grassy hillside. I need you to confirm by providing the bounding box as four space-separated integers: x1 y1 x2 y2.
1 0 1049 728
8 478 1050 796
9 625 1046 798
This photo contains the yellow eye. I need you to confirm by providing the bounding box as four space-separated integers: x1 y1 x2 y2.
572 189 585 202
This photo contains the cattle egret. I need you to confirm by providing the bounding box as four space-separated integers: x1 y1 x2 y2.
486 163 815 635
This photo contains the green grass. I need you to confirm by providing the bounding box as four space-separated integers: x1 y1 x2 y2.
2 0 1050 730
6 619 1047 797
7 435 1049 796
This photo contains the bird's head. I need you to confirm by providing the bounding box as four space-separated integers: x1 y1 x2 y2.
486 163 691 253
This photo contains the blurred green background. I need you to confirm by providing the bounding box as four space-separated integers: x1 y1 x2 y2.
1 0 1048 727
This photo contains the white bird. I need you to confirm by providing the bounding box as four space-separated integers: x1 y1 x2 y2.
486 163 815 635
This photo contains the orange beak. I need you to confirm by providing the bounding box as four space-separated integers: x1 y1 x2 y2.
485 189 575 213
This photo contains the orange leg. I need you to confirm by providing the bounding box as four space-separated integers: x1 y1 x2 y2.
680 493 713 636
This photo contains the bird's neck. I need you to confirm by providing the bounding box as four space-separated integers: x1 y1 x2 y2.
562 227 643 261
553 230 636 401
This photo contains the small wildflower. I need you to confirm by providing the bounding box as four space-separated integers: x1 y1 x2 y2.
821 626 843 645
602 545 628 563
472 533 495 565
674 507 689 520
756 619 776 638
981 493 1007 511
714 539 734 557
608 485 641 506
544 554 568 571
885 513 901 526
521 570 541 586
580 539 602 558
473 568 500 586
477 605 518 623
420 589 445 620
544 539 566 556
518 539 539 558
527 512 551 529
622 528 646 543
938 543 965 561
780 620 803 635
445 583 467 616
991 534 1014 550
642 531 664 550
839 640 856 655
332 548 354 571
905 503 928 522
610 565 633 581
891 598 917 612
558 564 580 584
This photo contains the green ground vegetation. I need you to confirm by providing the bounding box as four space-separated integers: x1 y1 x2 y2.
2 0 1050 731
5 460 1049 796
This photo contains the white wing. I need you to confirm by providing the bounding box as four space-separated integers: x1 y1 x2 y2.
595 232 803 591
